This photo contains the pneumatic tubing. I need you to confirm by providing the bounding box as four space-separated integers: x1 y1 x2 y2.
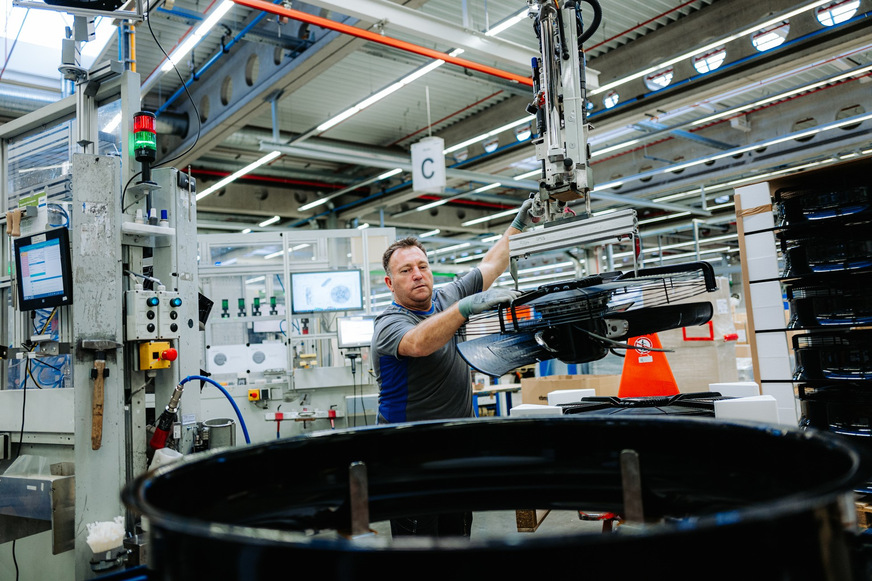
180 375 251 444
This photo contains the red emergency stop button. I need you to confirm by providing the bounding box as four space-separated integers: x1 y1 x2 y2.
161 348 178 361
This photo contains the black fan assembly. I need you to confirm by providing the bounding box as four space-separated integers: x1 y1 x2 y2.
457 261 718 377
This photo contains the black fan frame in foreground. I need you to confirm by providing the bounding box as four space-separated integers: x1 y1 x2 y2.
457 261 718 377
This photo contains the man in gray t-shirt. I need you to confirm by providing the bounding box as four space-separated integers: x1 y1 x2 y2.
371 200 536 538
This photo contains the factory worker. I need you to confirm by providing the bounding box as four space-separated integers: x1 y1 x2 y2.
371 198 536 538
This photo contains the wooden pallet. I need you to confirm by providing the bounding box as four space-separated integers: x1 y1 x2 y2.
857 499 872 529
515 509 551 532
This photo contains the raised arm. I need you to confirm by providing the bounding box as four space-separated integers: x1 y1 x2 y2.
477 199 536 290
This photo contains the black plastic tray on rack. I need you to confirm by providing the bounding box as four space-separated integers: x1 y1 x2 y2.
786 273 872 329
773 184 872 228
792 329 872 382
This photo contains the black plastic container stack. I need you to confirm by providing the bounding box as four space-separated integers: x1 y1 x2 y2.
774 181 872 490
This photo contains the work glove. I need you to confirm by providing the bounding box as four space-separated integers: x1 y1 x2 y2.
457 288 520 319
511 197 538 231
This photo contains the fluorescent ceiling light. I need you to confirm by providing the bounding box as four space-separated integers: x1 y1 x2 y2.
377 168 403 180
690 63 872 127
419 229 440 238
298 198 328 212
639 246 733 265
473 182 502 193
589 0 834 96
444 116 535 154
638 211 691 225
497 261 575 279
259 216 280 227
417 197 455 211
162 0 234 72
513 169 540 179
417 182 502 212
454 252 485 263
485 8 528 37
357 223 370 230
591 139 641 158
428 242 470 256
317 49 464 133
196 150 282 201
462 208 516 226
241 228 252 234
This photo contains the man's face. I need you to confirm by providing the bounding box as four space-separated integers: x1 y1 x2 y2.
385 246 434 311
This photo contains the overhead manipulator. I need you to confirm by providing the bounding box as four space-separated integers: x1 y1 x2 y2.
525 0 602 223
455 1 719 378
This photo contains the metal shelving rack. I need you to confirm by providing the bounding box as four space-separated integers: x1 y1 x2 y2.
735 156 872 439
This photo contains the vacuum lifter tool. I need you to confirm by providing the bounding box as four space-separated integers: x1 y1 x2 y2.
526 0 601 221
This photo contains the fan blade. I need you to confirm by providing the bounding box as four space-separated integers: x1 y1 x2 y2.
605 302 714 339
457 332 550 377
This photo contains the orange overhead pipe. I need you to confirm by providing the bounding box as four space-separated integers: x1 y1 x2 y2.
232 0 534 87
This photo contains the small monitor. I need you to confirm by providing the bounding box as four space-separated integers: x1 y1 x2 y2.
337 316 375 349
14 228 74 311
289 269 364 314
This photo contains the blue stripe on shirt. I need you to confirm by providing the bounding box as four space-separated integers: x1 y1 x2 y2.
378 354 409 423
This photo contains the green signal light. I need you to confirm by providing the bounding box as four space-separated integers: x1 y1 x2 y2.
134 131 157 151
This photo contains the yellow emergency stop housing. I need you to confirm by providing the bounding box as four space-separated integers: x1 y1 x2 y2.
139 341 172 370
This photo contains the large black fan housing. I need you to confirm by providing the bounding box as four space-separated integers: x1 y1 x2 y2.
458 262 718 377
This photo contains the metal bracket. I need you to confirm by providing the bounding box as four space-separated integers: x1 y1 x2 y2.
510 209 638 259
347 461 376 539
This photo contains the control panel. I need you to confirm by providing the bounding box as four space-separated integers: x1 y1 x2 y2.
126 288 183 341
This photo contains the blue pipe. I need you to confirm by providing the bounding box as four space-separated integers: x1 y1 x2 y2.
180 375 251 444
155 9 270 117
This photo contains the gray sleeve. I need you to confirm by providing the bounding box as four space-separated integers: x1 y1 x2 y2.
438 268 484 306
374 311 417 359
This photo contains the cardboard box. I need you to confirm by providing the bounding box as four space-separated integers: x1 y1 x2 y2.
521 374 621 405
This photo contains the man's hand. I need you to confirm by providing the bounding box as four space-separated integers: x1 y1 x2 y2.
511 198 538 231
457 288 520 319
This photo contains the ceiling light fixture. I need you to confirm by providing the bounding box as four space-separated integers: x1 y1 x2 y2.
589 0 835 97
196 150 282 201
496 261 575 278
298 167 403 212
258 215 280 227
377 168 403 180
461 207 517 227
485 8 528 37
427 242 471 256
444 116 535 154
419 229 440 238
317 49 465 133
417 182 502 212
161 0 235 73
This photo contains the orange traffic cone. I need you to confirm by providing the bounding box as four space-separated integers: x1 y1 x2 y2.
618 334 679 398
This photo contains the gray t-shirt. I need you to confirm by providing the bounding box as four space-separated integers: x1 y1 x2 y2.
372 268 483 423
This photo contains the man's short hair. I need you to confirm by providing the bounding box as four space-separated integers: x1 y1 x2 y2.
383 236 426 276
